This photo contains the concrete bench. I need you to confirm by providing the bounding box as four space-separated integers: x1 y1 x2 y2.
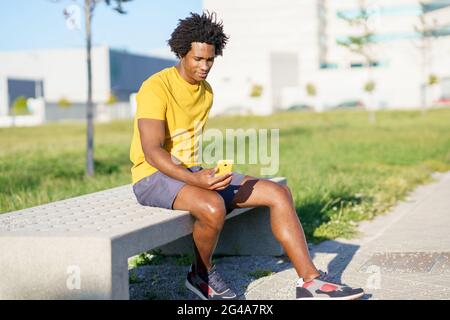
0 177 286 300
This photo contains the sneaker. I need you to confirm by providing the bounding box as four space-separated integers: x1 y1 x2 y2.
185 264 238 300
296 271 364 300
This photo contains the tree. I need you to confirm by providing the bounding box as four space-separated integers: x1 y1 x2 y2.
306 83 317 97
305 83 318 111
84 0 131 176
250 84 263 98
414 1 440 115
337 0 378 124
364 80 375 95
60 0 131 176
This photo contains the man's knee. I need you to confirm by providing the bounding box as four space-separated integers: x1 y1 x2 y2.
281 184 293 198
268 182 292 207
197 195 227 231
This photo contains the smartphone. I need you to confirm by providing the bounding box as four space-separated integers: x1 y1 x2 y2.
216 160 233 176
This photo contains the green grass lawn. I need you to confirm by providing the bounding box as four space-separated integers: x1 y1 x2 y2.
1 108 450 243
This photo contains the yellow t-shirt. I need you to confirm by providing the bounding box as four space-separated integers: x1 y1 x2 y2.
129 66 213 184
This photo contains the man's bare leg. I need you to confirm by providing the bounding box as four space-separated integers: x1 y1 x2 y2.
172 184 227 273
231 177 320 282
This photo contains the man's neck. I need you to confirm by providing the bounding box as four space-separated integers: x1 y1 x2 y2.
176 63 199 85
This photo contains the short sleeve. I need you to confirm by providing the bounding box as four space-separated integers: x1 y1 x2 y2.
204 80 213 95
135 78 167 120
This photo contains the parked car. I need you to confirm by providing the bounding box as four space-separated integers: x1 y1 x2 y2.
334 100 364 108
436 97 450 106
287 103 313 111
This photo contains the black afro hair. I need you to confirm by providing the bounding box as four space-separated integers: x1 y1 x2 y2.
168 11 229 59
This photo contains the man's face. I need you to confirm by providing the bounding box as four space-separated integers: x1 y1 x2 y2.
181 42 215 84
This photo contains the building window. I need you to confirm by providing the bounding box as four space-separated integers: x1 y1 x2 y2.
349 61 384 68
350 63 364 68
320 62 338 69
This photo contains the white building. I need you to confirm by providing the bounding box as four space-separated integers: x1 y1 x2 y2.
0 45 175 119
203 0 450 115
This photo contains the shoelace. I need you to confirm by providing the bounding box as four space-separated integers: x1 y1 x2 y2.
317 270 344 286
207 268 229 293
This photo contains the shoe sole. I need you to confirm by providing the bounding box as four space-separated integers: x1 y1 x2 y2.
185 279 208 300
185 279 238 300
297 291 365 300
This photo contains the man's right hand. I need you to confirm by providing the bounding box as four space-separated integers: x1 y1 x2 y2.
189 167 233 190
138 118 233 189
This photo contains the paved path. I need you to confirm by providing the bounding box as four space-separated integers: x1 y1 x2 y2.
245 171 450 300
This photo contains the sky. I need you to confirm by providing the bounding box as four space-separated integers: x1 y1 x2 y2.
0 0 202 58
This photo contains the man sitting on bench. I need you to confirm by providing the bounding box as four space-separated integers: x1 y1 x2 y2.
129 11 364 300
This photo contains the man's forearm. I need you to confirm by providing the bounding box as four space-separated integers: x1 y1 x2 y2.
144 147 195 185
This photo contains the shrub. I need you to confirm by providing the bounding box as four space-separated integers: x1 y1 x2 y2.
107 92 118 105
58 97 72 108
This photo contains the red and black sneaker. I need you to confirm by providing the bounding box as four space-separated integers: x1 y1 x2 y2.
185 264 238 300
296 271 365 300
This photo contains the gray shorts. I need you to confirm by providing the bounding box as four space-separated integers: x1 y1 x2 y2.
133 166 247 213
